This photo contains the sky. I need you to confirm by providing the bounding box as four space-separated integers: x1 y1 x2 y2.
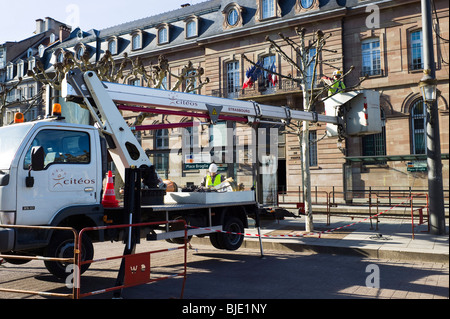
0 0 208 43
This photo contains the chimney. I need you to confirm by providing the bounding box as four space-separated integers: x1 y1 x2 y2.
35 19 44 34
45 17 56 32
181 3 190 8
59 25 71 42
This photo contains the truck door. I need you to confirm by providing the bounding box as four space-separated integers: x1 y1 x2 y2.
16 128 98 225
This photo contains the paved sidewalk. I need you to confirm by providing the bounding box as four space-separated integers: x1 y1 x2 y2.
194 214 449 263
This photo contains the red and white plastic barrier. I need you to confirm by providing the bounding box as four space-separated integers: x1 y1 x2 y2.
188 198 412 239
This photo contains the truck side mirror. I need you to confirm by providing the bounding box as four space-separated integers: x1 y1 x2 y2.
31 146 45 171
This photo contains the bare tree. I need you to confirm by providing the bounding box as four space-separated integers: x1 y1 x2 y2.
26 51 209 127
0 77 44 126
0 79 22 126
243 27 366 231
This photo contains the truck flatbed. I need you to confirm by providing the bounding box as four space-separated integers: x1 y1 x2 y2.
145 201 257 212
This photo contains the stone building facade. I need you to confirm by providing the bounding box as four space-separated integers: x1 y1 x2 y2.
5 0 448 204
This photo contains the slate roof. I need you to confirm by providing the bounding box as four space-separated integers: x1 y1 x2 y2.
45 0 361 65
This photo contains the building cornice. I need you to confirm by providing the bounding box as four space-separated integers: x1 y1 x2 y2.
197 7 348 45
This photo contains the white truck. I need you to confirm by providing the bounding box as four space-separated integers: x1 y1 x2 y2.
0 69 380 278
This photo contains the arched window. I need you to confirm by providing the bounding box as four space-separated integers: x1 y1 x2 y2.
76 46 85 60
411 99 427 154
301 0 314 8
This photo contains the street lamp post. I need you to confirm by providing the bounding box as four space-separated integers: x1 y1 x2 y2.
419 0 446 235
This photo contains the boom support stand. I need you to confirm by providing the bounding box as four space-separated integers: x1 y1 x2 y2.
113 167 142 299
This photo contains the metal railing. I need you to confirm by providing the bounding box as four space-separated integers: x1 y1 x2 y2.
75 220 188 299
0 225 78 299
278 186 449 209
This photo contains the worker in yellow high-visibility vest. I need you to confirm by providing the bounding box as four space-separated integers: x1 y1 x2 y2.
322 70 346 96
329 70 346 96
201 163 225 187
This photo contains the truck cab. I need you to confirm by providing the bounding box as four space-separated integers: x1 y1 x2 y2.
0 119 105 254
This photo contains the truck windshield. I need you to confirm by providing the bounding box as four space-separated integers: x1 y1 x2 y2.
0 123 33 169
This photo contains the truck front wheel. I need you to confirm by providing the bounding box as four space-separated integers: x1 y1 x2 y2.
44 231 94 279
217 217 244 251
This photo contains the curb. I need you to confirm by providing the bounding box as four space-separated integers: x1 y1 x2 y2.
191 237 449 264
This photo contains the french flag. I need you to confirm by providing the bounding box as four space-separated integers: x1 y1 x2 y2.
243 61 263 89
268 62 278 86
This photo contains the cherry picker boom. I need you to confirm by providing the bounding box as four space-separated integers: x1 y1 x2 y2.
63 69 344 181
0 68 381 279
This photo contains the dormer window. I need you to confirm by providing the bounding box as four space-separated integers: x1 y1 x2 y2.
17 60 24 78
222 3 244 29
295 0 319 13
108 37 118 55
75 44 86 61
28 57 36 72
157 24 170 45
38 44 45 57
256 0 281 21
56 50 64 63
228 9 238 26
6 63 14 80
27 48 35 58
131 30 143 50
185 16 199 39
50 33 57 43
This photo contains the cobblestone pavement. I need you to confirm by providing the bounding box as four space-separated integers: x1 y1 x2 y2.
0 239 448 300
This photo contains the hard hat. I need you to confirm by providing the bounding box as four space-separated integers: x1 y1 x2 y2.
209 163 218 173
333 70 342 76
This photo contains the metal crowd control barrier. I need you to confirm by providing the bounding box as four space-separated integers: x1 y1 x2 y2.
0 224 78 299
409 194 430 239
370 193 430 238
75 220 188 299
277 190 331 225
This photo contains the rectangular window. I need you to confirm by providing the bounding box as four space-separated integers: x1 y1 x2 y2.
263 55 276 88
226 61 240 98
186 21 196 38
17 62 24 78
29 86 35 99
410 30 423 70
7 65 14 80
132 34 141 50
363 110 386 162
412 100 427 154
158 28 168 44
210 122 228 163
24 130 90 169
108 40 117 55
306 48 317 90
130 78 141 86
309 131 318 167
361 38 381 76
160 76 168 90
262 0 275 19
28 59 35 72
153 153 169 179
185 71 197 94
155 129 169 149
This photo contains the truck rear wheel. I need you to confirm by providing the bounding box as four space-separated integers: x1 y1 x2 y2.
217 217 244 251
209 232 223 249
44 231 94 279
